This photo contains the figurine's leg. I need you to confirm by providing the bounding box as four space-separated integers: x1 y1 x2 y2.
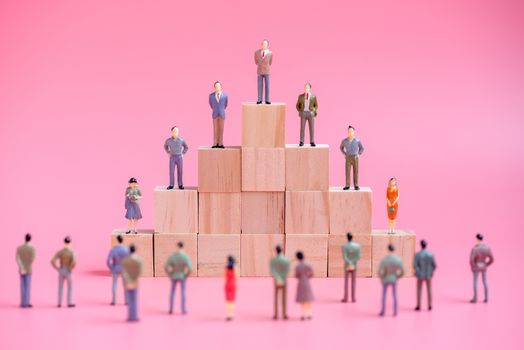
392 282 398 316
66 272 73 306
342 270 349 302
169 279 176 314
472 271 478 302
20 274 25 306
180 279 187 314
300 116 306 144
26 274 31 306
416 278 422 309
379 283 387 315
213 118 218 146
111 271 118 304
345 157 351 188
282 285 287 318
169 156 175 187
351 270 356 302
125 289 131 320
122 274 128 304
128 289 136 321
177 156 184 188
309 115 315 144
264 75 270 102
58 269 64 306
353 156 359 189
482 272 488 302
427 279 432 308
257 75 263 102
273 286 278 318
218 118 224 146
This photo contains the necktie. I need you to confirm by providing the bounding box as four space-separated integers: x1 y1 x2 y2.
262 50 265 58
306 93 309 100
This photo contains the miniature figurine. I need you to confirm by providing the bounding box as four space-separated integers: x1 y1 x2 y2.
341 232 361 303
255 39 272 104
164 126 189 190
414 239 436 311
209 81 228 148
106 234 130 305
296 82 318 147
224 255 238 321
270 245 291 320
386 177 399 234
51 236 76 308
295 251 314 321
378 244 404 316
122 244 142 322
164 241 193 315
16 233 35 308
125 177 142 234
470 233 494 303
340 125 364 191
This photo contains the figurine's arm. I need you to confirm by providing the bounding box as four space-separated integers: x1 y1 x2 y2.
164 139 170 154
209 94 213 109
342 246 351 266
182 140 188 155
186 258 193 277
392 189 399 206
469 250 476 268
164 258 173 275
413 255 420 275
135 189 142 199
224 95 228 109
71 252 77 270
296 96 303 113
431 255 437 271
339 140 347 156
486 250 494 267
269 52 273 65
358 140 364 156
106 251 114 271
397 263 405 278
254 51 258 65
378 261 385 278
50 253 59 270
16 251 25 272
311 96 318 116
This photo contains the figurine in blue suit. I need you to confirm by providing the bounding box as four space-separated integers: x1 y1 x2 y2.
107 235 130 305
209 81 228 148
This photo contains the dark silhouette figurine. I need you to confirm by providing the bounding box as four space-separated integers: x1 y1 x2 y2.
414 240 436 311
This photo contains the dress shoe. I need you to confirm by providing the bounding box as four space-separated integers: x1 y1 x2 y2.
310 142 316 147
341 299 348 303
415 306 420 311
299 142 304 147
166 185 174 190
265 101 271 104
179 185 184 190
354 186 360 191
343 186 350 191
68 304 76 308
256 101 262 104
219 145 225 149
212 145 218 149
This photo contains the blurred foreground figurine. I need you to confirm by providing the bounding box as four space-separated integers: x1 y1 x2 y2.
470 233 494 303
125 177 142 234
122 244 142 322
164 126 188 190
295 251 314 321
164 241 192 315
224 255 238 321
340 125 364 191
270 245 290 320
341 232 360 303
296 82 318 147
414 240 436 311
16 233 35 308
386 178 399 233
255 39 272 104
378 244 404 316
107 234 130 305
209 81 228 148
51 236 76 308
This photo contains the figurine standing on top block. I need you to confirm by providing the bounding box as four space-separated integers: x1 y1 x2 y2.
386 177 399 233
51 236 76 308
255 39 272 104
164 126 189 190
125 177 142 234
164 241 193 315
209 81 228 149
270 245 290 320
340 125 364 191
295 251 314 321
414 240 436 311
107 234 130 305
378 244 404 317
122 244 142 322
16 233 35 308
470 233 494 303
341 232 361 303
224 255 238 321
296 82 318 147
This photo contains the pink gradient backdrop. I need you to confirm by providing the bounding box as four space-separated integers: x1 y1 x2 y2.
0 0 523 349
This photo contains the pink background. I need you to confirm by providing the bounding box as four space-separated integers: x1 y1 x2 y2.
0 0 523 349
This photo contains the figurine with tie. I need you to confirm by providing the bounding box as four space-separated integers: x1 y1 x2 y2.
296 83 318 146
209 81 228 148
254 39 272 104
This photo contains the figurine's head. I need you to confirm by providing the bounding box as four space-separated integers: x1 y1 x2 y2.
296 251 304 261
420 240 427 249
64 236 72 245
476 233 484 243
117 235 124 244
275 245 282 255
25 233 32 243
171 126 179 138
304 83 311 93
227 255 236 269
261 39 269 50
129 244 136 254
346 232 353 242
388 177 397 188
214 81 222 93
177 241 184 250
347 125 355 139
128 177 138 187
387 244 395 253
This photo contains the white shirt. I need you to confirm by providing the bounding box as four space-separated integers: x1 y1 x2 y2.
304 92 311 111
215 92 221 103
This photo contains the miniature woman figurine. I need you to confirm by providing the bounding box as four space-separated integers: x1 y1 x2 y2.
295 251 314 320
125 178 142 234
224 255 238 321
386 177 399 234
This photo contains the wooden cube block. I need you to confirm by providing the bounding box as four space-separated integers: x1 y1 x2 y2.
241 102 286 148
372 230 416 277
153 186 198 233
241 148 285 191
285 234 328 277
153 233 197 277
285 144 329 191
198 193 241 234
198 234 240 277
198 147 241 192
329 187 372 235
240 234 285 277
110 229 154 277
285 191 329 234
328 234 372 277
241 192 285 235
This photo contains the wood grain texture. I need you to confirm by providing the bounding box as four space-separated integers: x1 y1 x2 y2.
329 187 372 235
285 144 329 191
285 191 330 234
241 192 285 235
327 234 372 277
241 147 285 191
285 234 328 277
197 234 240 277
111 229 154 277
198 147 241 192
241 103 286 147
240 234 285 277
153 233 197 277
198 192 241 234
371 230 416 277
153 186 198 233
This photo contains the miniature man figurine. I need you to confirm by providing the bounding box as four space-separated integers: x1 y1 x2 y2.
378 244 404 316
254 39 272 104
270 245 291 320
106 234 130 305
209 81 228 148
16 233 35 308
340 125 364 191
470 233 494 303
164 241 193 315
122 244 142 322
414 239 436 311
51 236 76 308
296 83 318 147
341 232 361 303
164 126 188 190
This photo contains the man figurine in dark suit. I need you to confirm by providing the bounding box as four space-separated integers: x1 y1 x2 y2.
209 81 228 148
296 82 318 147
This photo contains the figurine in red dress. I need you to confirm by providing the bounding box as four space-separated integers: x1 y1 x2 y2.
224 255 238 321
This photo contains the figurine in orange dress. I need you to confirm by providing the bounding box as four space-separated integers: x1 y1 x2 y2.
386 178 399 233
224 255 238 321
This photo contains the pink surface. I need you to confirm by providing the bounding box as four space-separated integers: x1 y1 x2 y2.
0 0 523 349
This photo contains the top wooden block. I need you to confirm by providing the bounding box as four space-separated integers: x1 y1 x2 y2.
154 186 198 233
198 147 242 192
242 103 286 148
329 187 372 235
285 144 329 191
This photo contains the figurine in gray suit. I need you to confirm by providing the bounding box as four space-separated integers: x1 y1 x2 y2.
341 232 360 303
413 240 436 311
255 39 272 104
470 233 494 303
209 81 228 148
378 244 404 317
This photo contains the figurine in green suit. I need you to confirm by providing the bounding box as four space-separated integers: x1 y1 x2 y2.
341 232 361 303
270 245 291 320
378 244 404 317
164 241 193 315
413 239 436 311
